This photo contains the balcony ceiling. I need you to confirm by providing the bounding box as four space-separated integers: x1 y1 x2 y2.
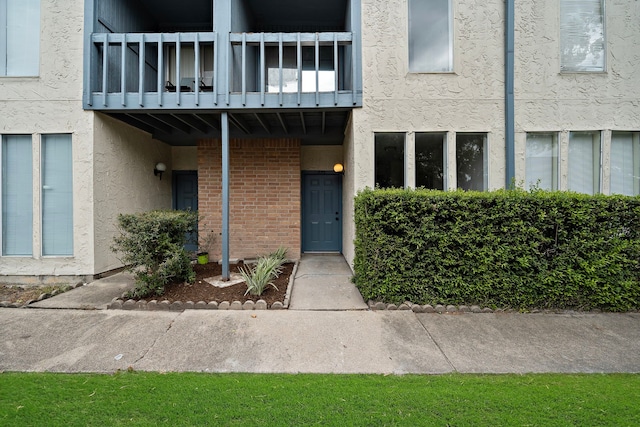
136 0 347 32
105 109 351 146
138 0 213 31
246 0 348 31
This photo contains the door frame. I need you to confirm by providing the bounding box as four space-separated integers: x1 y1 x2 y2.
301 170 343 253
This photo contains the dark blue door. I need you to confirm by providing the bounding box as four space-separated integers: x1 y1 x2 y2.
302 173 342 252
173 171 198 252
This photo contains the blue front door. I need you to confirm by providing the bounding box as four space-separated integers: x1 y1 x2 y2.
302 173 342 252
173 171 198 252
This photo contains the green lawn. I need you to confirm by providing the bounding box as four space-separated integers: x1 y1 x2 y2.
1 372 638 426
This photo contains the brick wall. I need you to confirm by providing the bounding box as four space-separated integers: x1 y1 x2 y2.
197 138 301 261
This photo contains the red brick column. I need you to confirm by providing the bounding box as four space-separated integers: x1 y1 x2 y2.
197 138 301 260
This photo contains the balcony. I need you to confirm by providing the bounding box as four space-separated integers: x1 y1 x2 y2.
83 0 361 144
86 30 359 111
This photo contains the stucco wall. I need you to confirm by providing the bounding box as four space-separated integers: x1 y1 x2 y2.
172 146 198 170
342 114 356 268
354 0 507 192
93 114 173 274
513 0 640 190
301 146 343 171
0 0 96 278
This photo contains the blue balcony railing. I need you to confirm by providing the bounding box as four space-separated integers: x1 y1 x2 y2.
85 31 360 111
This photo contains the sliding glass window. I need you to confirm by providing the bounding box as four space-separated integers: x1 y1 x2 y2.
41 134 73 256
1 135 33 256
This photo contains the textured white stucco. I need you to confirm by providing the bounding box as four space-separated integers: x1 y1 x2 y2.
93 114 173 273
301 146 343 171
0 0 95 277
513 0 640 190
353 0 507 194
172 147 198 170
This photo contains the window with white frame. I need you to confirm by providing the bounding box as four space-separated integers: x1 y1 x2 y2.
375 133 405 188
610 131 640 196
416 132 446 190
0 0 41 76
568 131 601 194
408 0 453 72
456 133 487 191
526 133 559 190
560 0 605 72
1 135 33 256
41 134 73 256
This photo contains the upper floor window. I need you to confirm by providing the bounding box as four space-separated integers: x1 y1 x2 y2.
408 0 453 72
560 0 605 72
0 0 40 76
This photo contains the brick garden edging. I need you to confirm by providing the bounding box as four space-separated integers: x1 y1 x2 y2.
0 282 86 309
107 260 299 311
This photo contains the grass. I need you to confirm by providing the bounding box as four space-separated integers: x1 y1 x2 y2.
1 372 639 426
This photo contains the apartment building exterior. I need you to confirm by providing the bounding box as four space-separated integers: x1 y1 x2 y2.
1 0 638 281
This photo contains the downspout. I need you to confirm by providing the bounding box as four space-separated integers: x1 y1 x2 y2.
505 0 515 188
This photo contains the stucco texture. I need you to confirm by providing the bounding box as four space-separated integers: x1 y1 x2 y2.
0 0 94 277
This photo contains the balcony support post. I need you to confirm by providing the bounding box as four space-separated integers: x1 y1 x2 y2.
195 33 200 106
121 35 126 106
158 35 163 106
315 33 320 106
139 34 145 107
260 33 265 106
221 111 230 281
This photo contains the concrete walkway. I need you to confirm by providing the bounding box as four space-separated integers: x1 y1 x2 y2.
289 254 368 310
1 309 638 374
1 255 640 374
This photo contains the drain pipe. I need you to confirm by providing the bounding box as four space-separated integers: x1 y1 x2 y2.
505 0 515 188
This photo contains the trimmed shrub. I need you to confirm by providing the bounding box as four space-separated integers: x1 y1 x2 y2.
112 210 198 298
354 188 640 311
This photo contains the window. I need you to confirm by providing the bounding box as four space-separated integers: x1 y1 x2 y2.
560 0 605 72
266 46 336 93
408 0 453 72
1 135 33 256
526 133 559 190
568 131 601 194
610 132 640 196
0 0 40 76
41 134 73 256
375 133 405 188
456 133 487 191
416 133 446 190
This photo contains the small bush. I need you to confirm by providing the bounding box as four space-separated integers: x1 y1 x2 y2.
354 188 640 311
240 247 288 296
112 210 198 298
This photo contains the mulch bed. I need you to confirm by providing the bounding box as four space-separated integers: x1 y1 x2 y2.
129 262 293 306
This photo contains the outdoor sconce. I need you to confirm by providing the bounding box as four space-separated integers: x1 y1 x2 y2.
154 162 167 180
333 163 344 174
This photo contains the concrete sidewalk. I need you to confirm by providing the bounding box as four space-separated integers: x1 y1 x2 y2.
1 309 639 374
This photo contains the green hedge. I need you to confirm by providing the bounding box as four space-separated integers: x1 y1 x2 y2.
353 188 640 311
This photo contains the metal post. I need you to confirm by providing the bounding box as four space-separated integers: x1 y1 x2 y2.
221 111 230 281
